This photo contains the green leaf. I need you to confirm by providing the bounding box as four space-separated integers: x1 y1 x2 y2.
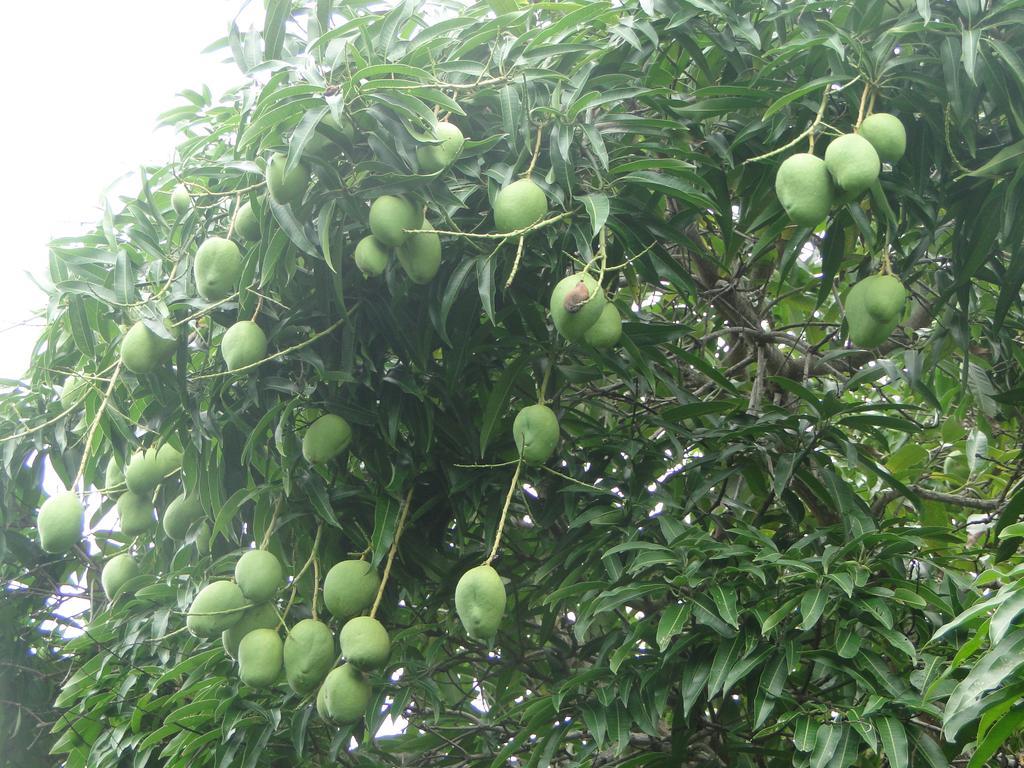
876 717 908 768
478 354 530 457
578 193 609 237
656 603 691 651
800 588 827 630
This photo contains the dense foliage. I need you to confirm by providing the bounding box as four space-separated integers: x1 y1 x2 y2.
4 0 1024 765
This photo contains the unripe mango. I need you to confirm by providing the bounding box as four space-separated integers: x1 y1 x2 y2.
416 122 465 173
284 619 336 694
101 553 140 600
862 274 907 322
171 184 191 216
223 602 279 658
233 201 261 241
353 235 390 277
235 549 283 603
323 560 380 621
549 272 606 342
194 236 243 301
512 404 559 465
340 616 391 670
825 134 881 198
221 321 268 371
845 274 904 348
104 459 125 491
583 303 623 349
455 565 506 642
125 449 163 495
163 493 204 540
186 580 246 637
267 153 310 206
858 113 906 163
120 321 176 374
155 444 183 479
37 492 84 554
319 663 371 724
775 153 833 228
493 179 547 234
369 195 420 247
238 628 283 689
117 491 156 536
194 522 212 555
302 414 352 463
397 221 441 284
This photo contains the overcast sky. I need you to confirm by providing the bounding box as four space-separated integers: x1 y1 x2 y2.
0 1 262 379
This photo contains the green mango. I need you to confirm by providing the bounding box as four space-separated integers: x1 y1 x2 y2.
234 549 283 603
238 628 283 689
194 236 243 301
120 321 176 374
775 153 833 228
233 201 261 241
512 404 559 465
101 553 140 600
858 113 906 163
396 221 442 284
369 195 420 247
104 459 125 491
186 580 246 637
171 184 191 216
163 494 204 540
155 444 182 479
221 321 268 371
416 121 465 173
824 134 881 198
455 565 506 642
493 178 547 234
845 275 903 348
862 274 907 322
37 492 84 554
267 152 309 205
340 616 391 671
284 619 335 694
223 602 279 658
125 448 163 495
323 560 380 621
549 272 606 342
583 303 623 349
319 663 371 724
117 491 156 536
353 235 390 278
302 414 352 463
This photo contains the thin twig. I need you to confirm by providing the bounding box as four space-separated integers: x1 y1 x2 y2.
485 460 522 566
370 487 414 619
74 361 123 490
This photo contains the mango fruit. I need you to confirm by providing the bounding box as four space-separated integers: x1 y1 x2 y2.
319 663 371 724
104 459 125 491
284 619 335 694
397 221 442 284
845 274 906 348
37 492 84 554
858 113 906 163
233 201 261 242
186 580 246 637
125 449 163 495
221 321 268 371
353 235 390 278
302 414 352 463
824 134 881 198
238 628 283 689
171 184 190 216
194 236 243 301
416 121 465 173
163 493 204 540
235 549 283 603
101 553 140 600
323 560 380 621
120 321 176 374
493 178 547 234
775 153 833 228
117 491 156 536
369 195 420 247
583 303 623 349
223 602 279 658
455 565 506 642
512 404 559 465
340 616 391 670
155 444 183 479
549 272 606 342
267 152 310 206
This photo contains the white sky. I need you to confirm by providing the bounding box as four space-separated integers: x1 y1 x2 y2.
0 1 262 379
